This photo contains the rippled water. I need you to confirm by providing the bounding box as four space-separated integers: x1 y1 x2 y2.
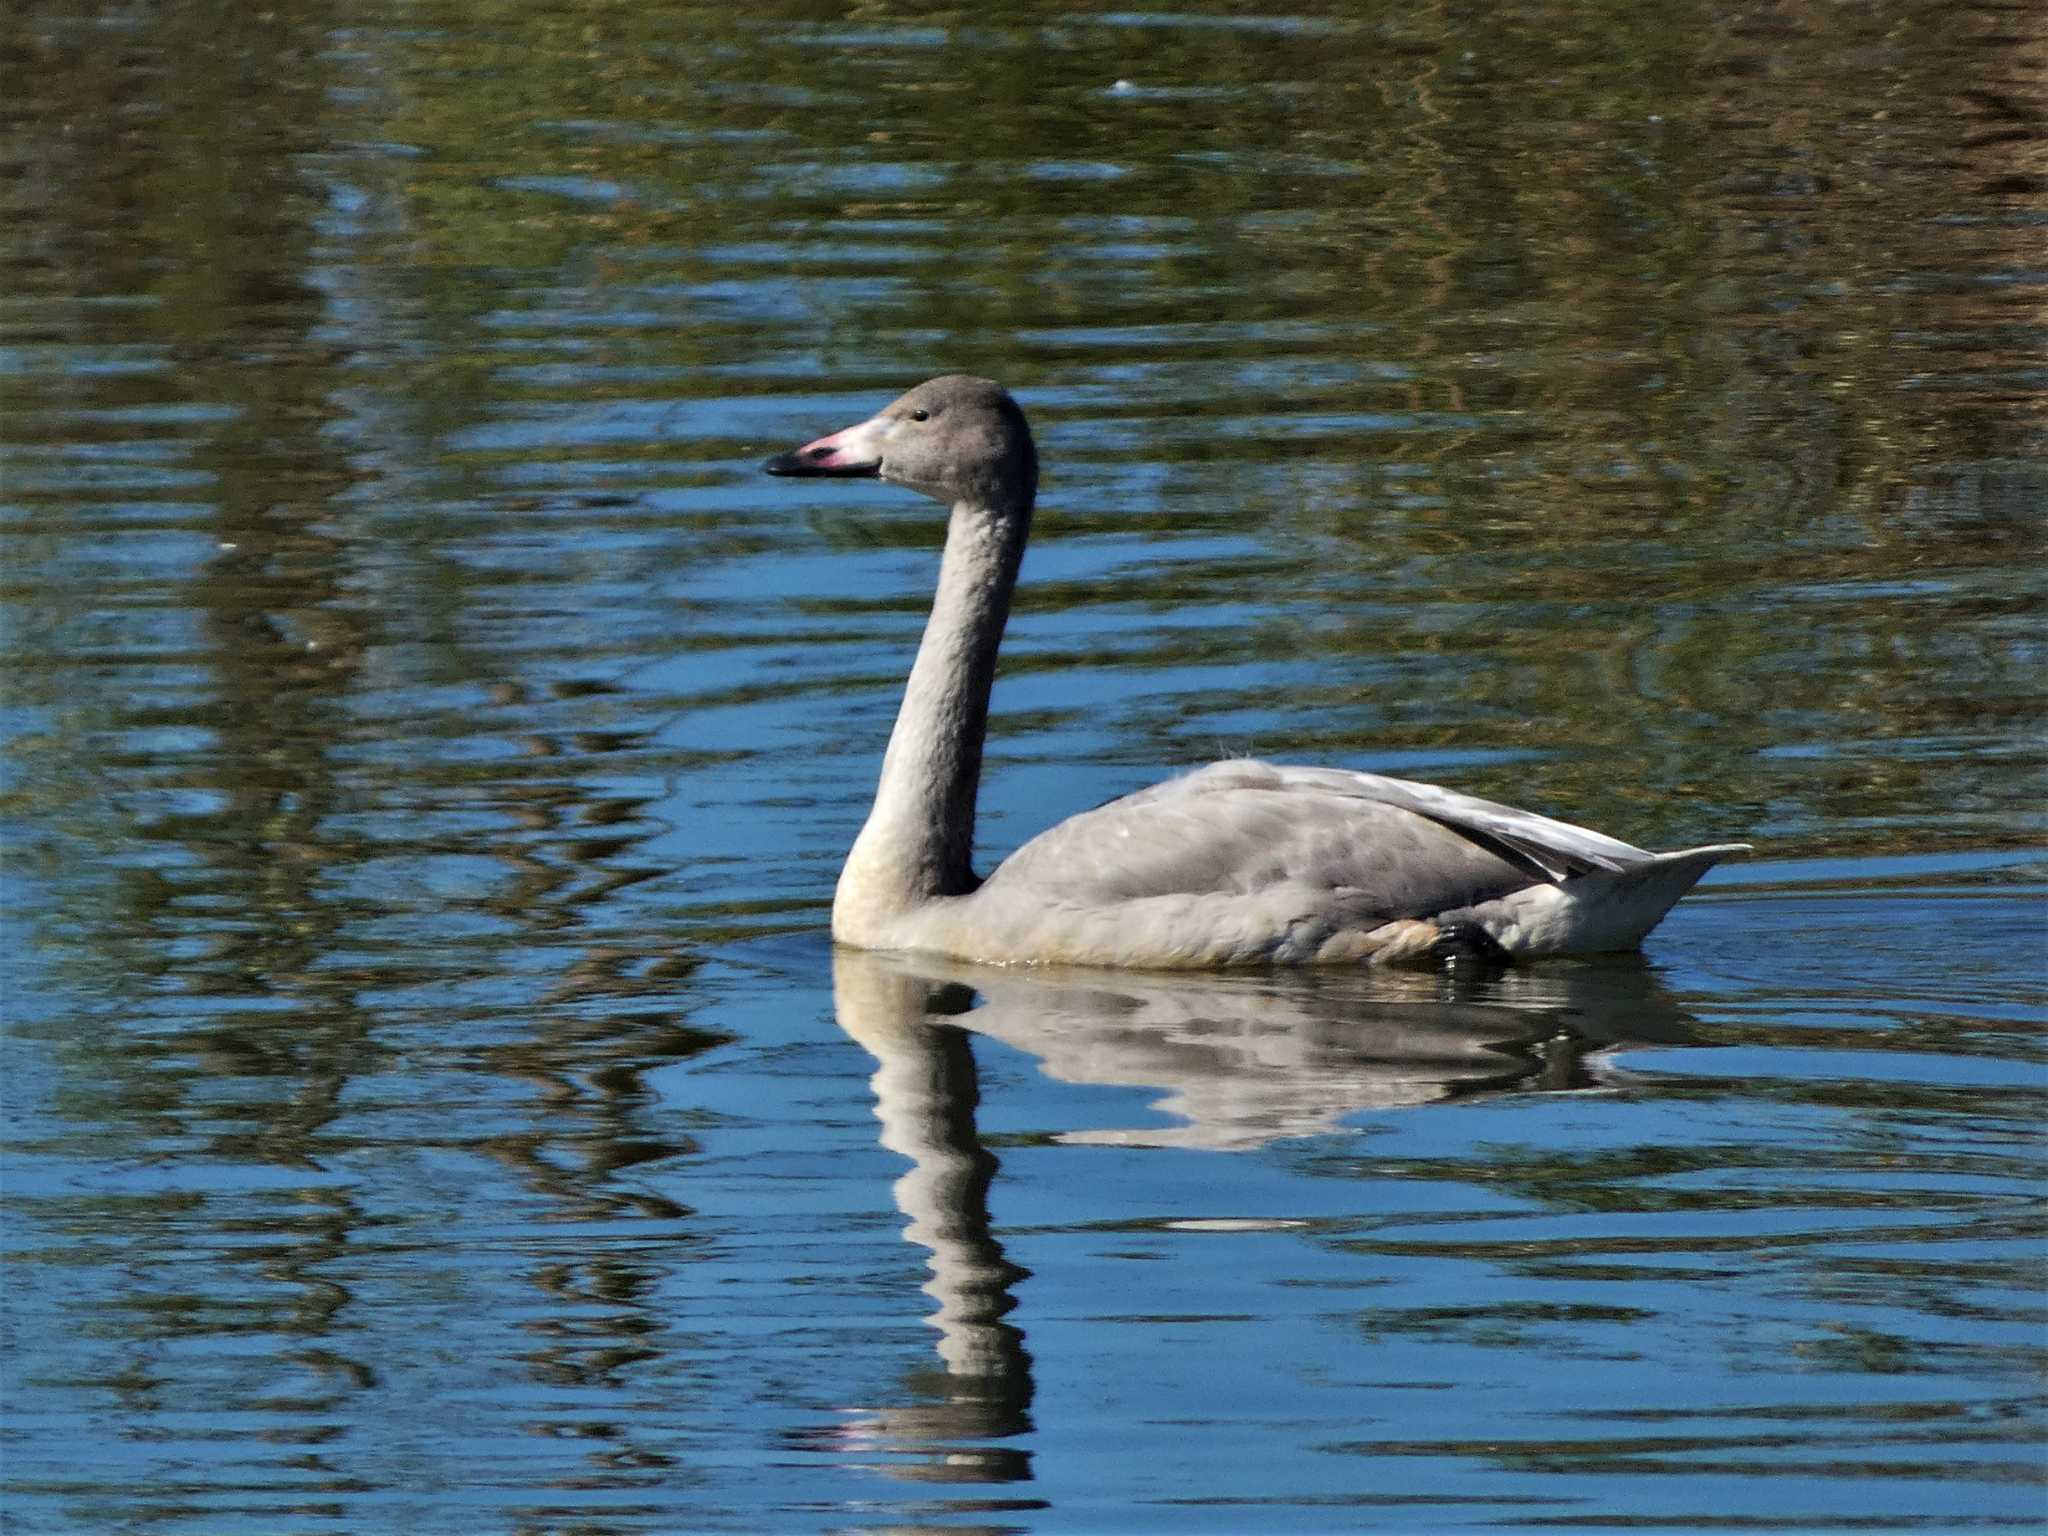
4 1 2045 1530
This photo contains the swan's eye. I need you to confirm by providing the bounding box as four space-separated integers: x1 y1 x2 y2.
909 408 929 422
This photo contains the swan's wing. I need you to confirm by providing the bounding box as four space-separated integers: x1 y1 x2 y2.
1212 762 1650 879
981 757 1630 922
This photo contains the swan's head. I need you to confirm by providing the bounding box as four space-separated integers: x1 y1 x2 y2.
763 375 1037 512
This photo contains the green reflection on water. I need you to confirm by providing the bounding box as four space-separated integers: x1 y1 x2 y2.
3 0 2044 1528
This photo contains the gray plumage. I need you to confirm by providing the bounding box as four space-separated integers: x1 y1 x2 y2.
766 375 1747 969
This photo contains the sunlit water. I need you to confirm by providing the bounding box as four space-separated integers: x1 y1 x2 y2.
4 1 2045 1531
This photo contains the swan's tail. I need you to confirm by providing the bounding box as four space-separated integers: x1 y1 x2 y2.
1457 843 1751 958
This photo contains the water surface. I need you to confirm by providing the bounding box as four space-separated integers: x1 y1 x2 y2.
4 1 2045 1530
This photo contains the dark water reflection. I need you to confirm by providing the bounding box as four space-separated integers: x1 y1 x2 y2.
4 0 2045 1529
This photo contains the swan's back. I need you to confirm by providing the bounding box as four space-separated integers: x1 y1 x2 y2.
1004 761 1652 882
985 761 1540 905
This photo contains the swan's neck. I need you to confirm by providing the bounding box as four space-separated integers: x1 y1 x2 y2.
835 497 1029 941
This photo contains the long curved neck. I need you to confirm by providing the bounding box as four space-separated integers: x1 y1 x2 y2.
836 497 1030 939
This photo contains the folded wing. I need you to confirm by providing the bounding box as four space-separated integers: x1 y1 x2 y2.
980 758 1652 926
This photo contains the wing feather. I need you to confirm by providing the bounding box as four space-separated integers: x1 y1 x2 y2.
980 758 1636 925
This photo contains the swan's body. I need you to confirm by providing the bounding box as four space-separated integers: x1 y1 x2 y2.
767 375 1745 969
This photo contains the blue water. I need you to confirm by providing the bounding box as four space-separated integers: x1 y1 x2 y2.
4 0 2045 1529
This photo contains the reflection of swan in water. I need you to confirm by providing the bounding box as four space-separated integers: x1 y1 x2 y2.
765 374 1747 969
840 948 1701 1153
823 948 1702 1474
815 952 1034 1483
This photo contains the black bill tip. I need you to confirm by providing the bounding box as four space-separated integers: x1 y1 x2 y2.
762 448 880 478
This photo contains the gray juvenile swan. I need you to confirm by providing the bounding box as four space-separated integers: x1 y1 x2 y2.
766 375 1747 968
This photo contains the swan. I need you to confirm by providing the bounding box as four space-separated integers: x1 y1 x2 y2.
766 374 1746 968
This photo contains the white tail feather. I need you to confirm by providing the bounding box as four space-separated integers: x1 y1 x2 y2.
1461 844 1750 957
